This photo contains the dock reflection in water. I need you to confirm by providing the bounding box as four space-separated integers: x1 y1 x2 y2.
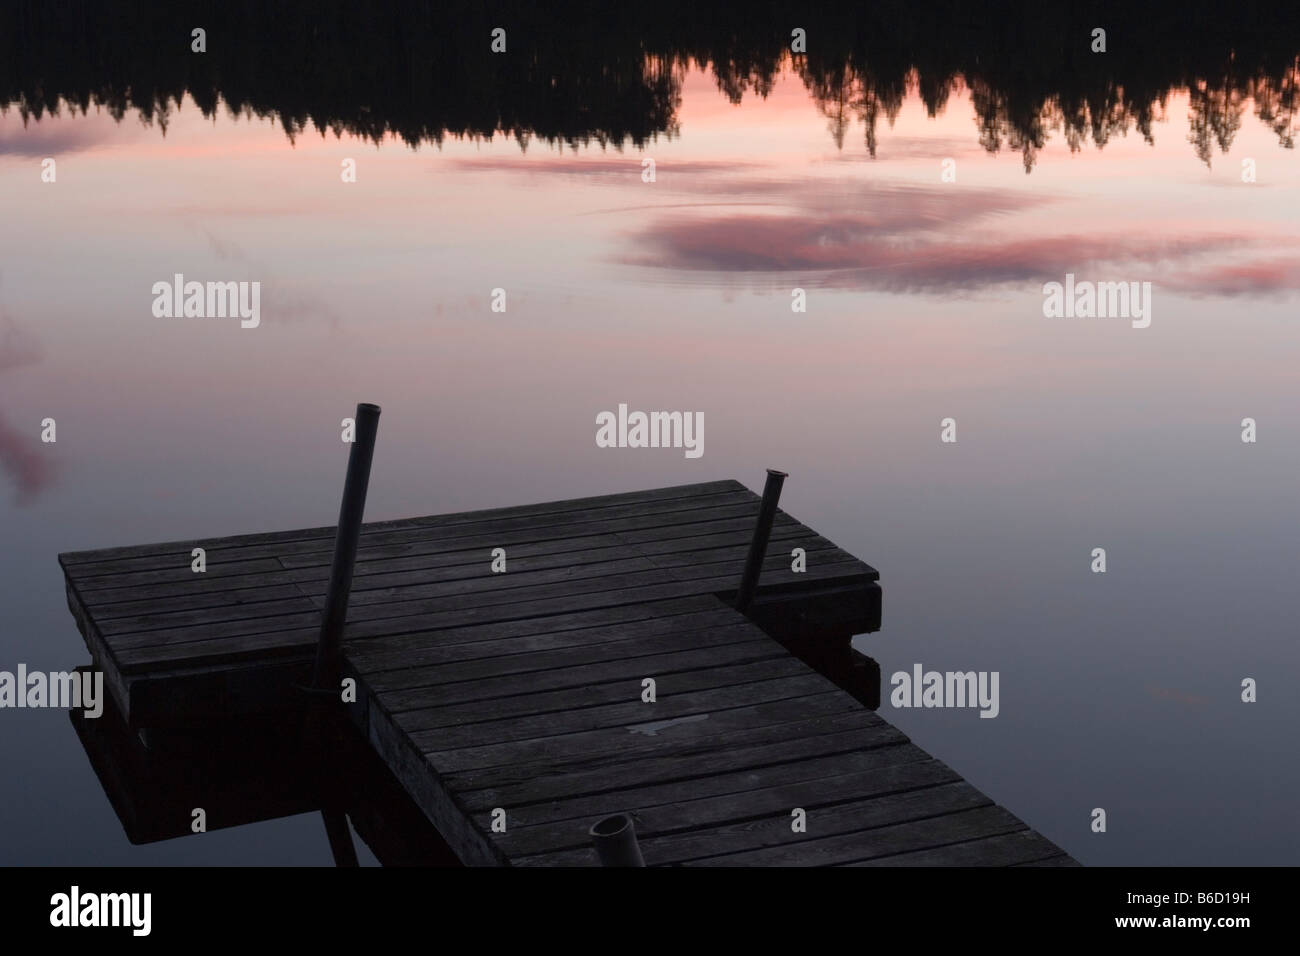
70 669 461 866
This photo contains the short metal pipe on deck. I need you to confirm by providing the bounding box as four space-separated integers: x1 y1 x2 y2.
310 402 382 691
734 468 788 614
590 813 645 867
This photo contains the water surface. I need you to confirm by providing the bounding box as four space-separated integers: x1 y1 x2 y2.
2 4 1298 865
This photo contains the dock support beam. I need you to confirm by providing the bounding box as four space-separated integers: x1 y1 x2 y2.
735 469 787 614
590 813 646 867
310 402 382 691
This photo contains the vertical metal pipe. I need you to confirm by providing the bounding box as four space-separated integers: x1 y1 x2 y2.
310 403 381 690
734 469 787 614
590 813 645 867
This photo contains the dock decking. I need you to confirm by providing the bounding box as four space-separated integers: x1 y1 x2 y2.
59 479 1075 866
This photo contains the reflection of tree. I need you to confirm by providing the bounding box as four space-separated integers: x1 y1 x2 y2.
1187 81 1246 167
1 1 1296 171
1252 71 1299 148
802 64 905 156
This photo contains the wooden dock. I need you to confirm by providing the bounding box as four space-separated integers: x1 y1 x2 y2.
59 479 1075 866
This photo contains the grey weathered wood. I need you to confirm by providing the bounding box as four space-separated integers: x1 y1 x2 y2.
677 805 1028 867
453 710 899 809
362 620 757 690
417 691 863 773
108 560 872 672
77 523 822 609
850 829 1073 867
393 656 812 731
89 524 844 633
469 734 922 830
496 750 951 858
60 480 741 566
58 479 1071 867
399 670 829 741
349 597 732 672
377 635 784 708
66 488 761 577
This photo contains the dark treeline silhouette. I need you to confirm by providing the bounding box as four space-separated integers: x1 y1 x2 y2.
2 0 1297 170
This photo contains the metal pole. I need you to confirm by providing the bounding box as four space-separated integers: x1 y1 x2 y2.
310 402 381 691
590 813 645 867
734 469 787 614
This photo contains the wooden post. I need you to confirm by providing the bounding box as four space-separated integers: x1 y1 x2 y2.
735 469 787 614
590 813 645 867
306 402 380 868
310 403 381 691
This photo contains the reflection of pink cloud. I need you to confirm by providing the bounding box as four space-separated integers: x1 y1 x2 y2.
450 157 748 177
622 207 1266 293
699 178 1039 221
0 309 56 504
0 414 55 504
0 108 140 156
0 313 42 370
0 120 107 156
603 173 1299 297
1173 258 1300 297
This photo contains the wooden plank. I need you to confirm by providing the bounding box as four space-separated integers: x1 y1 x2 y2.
72 519 819 605
374 632 782 706
391 656 808 729
849 829 1070 867
71 557 289 595
470 734 921 830
518 783 1000 866
452 709 898 808
79 527 833 624
108 560 870 670
677 805 1027 867
88 583 318 621
113 590 729 672
341 544 845 606
279 512 799 572
97 556 663 634
362 692 508 867
65 488 760 578
348 597 730 672
78 539 632 608
415 691 861 775
60 480 741 566
354 618 754 689
109 558 867 650
397 670 827 740
493 748 948 857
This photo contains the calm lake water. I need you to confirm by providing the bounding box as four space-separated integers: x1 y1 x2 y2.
2 19 1299 864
